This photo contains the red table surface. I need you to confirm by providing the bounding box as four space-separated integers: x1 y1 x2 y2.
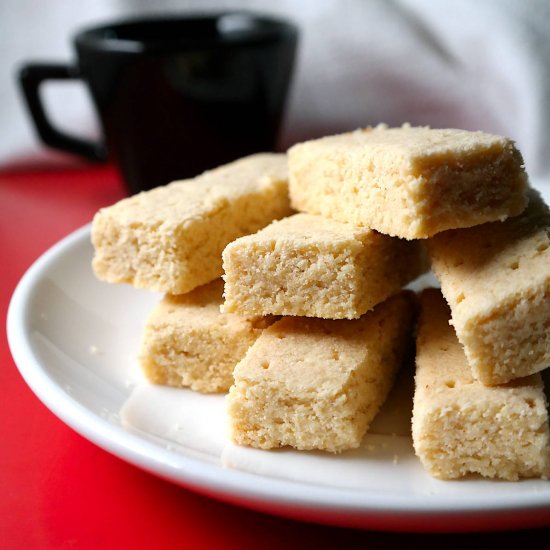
1 165 549 549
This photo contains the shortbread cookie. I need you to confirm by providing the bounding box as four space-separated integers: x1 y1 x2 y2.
288 125 527 239
429 188 550 385
222 213 427 319
92 153 291 294
412 289 550 480
139 280 272 393
227 291 416 452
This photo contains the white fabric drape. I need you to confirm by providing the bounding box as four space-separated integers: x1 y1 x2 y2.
2 0 549 192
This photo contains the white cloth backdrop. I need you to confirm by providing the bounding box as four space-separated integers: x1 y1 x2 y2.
1 0 549 189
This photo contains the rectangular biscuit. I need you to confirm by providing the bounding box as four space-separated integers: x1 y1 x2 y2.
92 153 291 294
139 280 272 393
412 289 550 480
227 291 416 452
288 125 527 239
222 212 427 319
428 188 550 385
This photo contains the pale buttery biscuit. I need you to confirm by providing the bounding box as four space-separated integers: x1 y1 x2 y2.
222 212 427 319
91 153 291 294
288 125 527 239
139 280 272 393
227 291 416 453
412 289 550 481
428 188 550 385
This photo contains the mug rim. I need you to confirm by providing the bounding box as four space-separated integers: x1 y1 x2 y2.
74 11 298 54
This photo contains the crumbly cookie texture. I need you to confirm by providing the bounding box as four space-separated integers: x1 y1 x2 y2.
428 188 550 385
91 153 291 294
288 125 527 239
412 289 550 481
222 212 427 319
227 291 416 452
139 280 272 393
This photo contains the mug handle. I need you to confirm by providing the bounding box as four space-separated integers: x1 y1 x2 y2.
18 63 107 162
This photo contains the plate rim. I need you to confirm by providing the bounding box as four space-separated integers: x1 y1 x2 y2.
7 224 550 531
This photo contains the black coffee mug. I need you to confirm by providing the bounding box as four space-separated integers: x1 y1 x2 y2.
19 13 298 194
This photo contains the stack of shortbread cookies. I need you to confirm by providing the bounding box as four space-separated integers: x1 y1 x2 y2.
91 124 550 480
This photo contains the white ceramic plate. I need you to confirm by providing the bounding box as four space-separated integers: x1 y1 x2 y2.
7 225 550 532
